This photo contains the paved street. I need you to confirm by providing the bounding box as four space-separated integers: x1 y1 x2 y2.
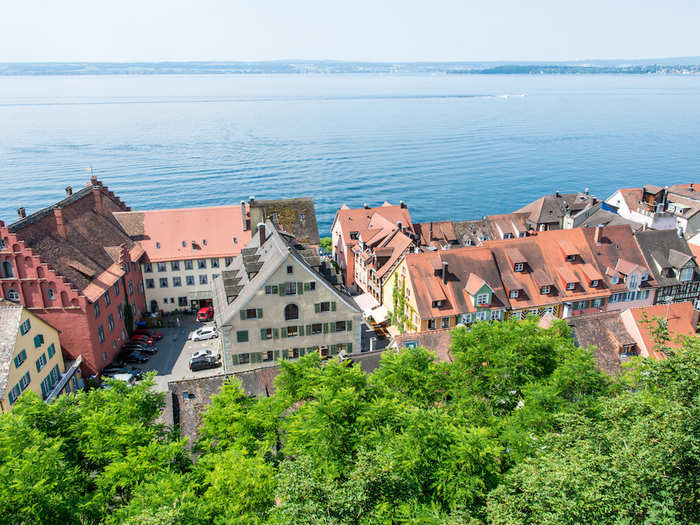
136 317 224 391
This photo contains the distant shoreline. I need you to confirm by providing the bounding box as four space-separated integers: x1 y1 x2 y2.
1 60 700 76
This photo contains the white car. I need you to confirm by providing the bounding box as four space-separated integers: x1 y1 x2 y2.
190 326 218 341
191 348 220 361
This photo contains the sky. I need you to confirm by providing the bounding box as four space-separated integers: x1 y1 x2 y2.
1 0 699 63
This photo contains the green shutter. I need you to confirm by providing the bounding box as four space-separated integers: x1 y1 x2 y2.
330 344 337 355
273 328 279 339
304 282 310 291
281 349 289 359
279 285 285 296
299 325 304 336
331 301 336 311
231 354 240 365
323 323 329 333
273 350 280 359
281 327 287 338
346 320 352 331
314 302 320 313
240 310 246 320
260 328 267 340
297 282 303 294
330 322 336 333
347 342 352 353
306 324 312 335
251 352 262 363
257 308 263 319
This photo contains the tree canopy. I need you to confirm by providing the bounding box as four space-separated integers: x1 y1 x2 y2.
1 317 698 524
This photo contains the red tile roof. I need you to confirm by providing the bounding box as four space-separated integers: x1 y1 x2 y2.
334 203 412 250
627 301 698 359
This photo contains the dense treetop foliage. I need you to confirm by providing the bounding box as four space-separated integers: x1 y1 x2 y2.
2 318 698 524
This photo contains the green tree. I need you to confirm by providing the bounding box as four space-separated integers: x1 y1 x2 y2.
320 236 333 253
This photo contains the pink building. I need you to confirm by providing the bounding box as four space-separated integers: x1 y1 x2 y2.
0 177 146 375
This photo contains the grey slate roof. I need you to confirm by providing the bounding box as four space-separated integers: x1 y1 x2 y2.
634 229 698 287
0 300 23 398
248 197 320 245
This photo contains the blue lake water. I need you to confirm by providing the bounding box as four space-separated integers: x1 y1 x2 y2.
1 74 700 234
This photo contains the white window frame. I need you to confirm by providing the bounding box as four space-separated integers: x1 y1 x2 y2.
514 262 524 272
680 267 694 282
540 285 550 295
476 293 489 306
509 290 519 299
566 282 576 291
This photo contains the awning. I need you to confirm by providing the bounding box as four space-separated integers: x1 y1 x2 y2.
355 292 380 315
369 305 390 324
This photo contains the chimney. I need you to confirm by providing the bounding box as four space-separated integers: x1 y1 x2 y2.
594 226 601 245
584 187 589 195
442 260 448 285
91 180 104 215
241 201 247 231
65 186 73 197
249 195 255 205
397 220 402 231
258 222 266 245
363 203 369 209
17 207 26 219
555 190 560 198
54 208 67 239
429 221 433 239
400 200 406 208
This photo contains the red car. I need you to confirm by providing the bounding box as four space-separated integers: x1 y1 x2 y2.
130 334 154 346
134 328 164 341
197 306 214 322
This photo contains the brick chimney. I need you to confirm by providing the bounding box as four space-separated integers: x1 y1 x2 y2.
442 260 448 285
258 222 266 245
241 201 247 231
91 179 104 215
118 243 130 272
65 186 73 197
17 207 26 219
594 226 601 245
54 208 67 239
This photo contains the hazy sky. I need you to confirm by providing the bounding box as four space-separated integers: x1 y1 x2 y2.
1 0 698 62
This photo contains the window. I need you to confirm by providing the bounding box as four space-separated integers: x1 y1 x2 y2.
241 308 262 320
157 262 167 272
212 273 220 280
350 231 359 240
566 254 577 262
490 309 502 321
186 275 195 286
139 281 144 293
476 293 489 306
335 320 347 332
128 282 133 296
202 239 207 246
184 260 194 270
199 275 208 285
461 313 472 324
198 259 207 269
6 289 19 302
238 353 250 365
566 282 576 291
290 348 300 359
13 349 27 368
178 297 188 306
271 212 279 222
47 343 55 359
285 304 299 321
427 319 436 330
210 259 220 268
19 371 30 390
680 267 694 282
627 274 639 290
225 257 233 267
170 261 180 271
476 310 488 321
540 285 550 295
1 260 15 278
591 280 599 288
114 281 120 296
107 313 115 332
593 298 603 308
0 239 4 250
265 285 279 295
287 265 294 274
440 317 450 329
33 334 44 348
262 350 274 362
159 277 169 288
146 278 155 289
316 301 333 313
19 319 31 335
284 326 299 338
173 276 182 287
504 233 514 239
311 323 322 335
432 300 443 308
97 325 105 343
514 262 524 272
283 282 296 296
47 287 55 300
94 302 101 318
305 281 316 291
260 328 273 340
36 353 47 372
236 330 249 343
510 290 519 299
610 275 619 285
156 242 161 249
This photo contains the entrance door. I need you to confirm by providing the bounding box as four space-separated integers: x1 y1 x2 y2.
150 300 158 313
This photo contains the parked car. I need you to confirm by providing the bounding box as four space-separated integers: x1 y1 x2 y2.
102 364 143 380
191 348 220 361
130 334 154 346
197 306 215 322
134 328 164 340
189 355 221 372
123 343 157 355
122 351 149 364
190 326 218 341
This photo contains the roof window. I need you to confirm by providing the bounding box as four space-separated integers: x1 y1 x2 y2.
156 242 160 249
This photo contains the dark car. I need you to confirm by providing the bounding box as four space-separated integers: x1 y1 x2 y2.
189 355 221 372
122 352 149 364
102 365 143 380
134 328 164 340
122 343 157 355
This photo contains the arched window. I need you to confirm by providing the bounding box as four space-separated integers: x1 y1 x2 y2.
5 289 19 302
284 303 299 321
1 260 14 278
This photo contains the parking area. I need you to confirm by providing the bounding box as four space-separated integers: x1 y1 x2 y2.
134 316 224 391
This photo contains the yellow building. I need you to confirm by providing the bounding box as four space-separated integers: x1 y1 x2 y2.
0 299 67 412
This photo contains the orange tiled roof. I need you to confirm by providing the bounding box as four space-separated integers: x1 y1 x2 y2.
334 203 412 249
627 301 698 359
114 205 253 263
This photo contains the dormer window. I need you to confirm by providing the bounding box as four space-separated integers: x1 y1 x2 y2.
610 275 619 284
350 231 359 240
540 285 550 295
591 279 599 288
566 254 576 262
432 300 443 308
504 233 514 239
680 267 694 282
566 282 576 291
518 231 527 238
627 274 639 290
514 262 525 272
641 272 648 281
509 290 519 299
476 293 489 306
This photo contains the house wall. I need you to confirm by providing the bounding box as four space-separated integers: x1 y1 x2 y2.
221 253 362 368
1 309 65 413
604 288 656 312
382 260 421 332
142 256 233 313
